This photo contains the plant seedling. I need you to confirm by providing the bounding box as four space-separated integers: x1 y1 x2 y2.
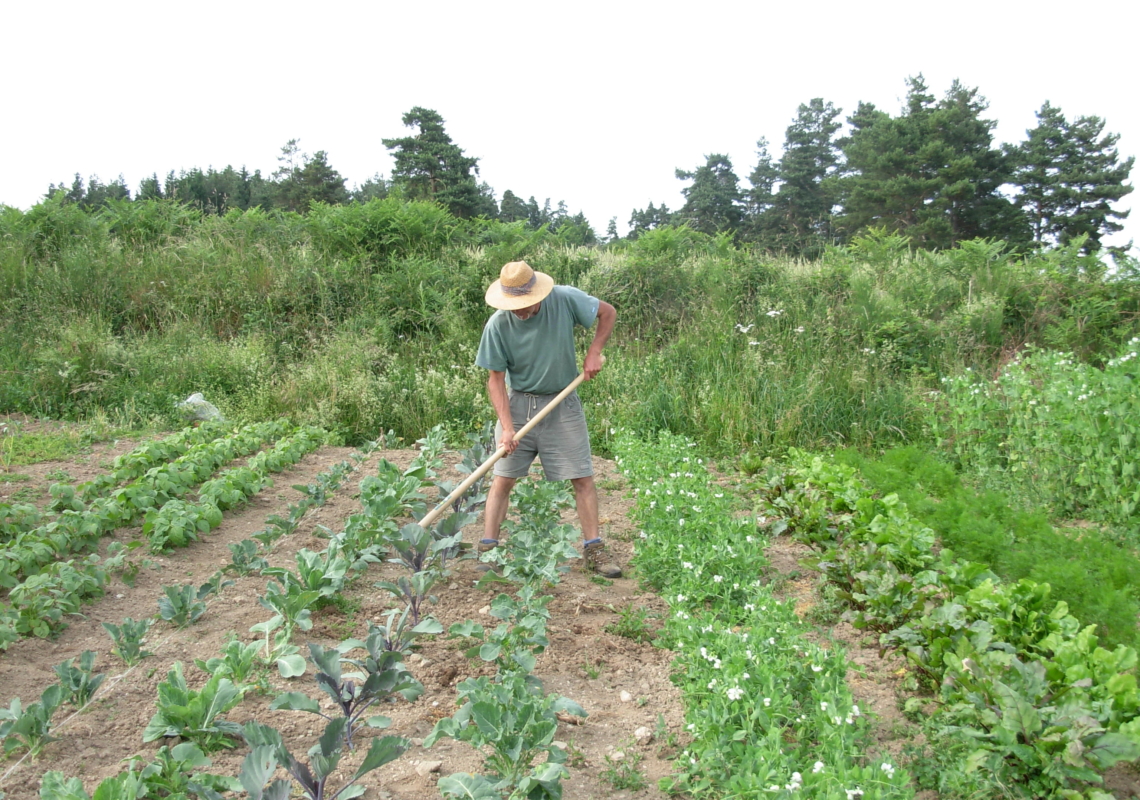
271 637 423 750
102 617 153 666
158 583 209 628
53 650 105 707
143 662 244 752
0 683 65 758
241 719 409 800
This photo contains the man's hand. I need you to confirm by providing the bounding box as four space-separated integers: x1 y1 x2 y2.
500 426 519 454
583 351 606 381
583 301 616 381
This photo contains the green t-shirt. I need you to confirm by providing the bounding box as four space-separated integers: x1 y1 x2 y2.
475 286 599 394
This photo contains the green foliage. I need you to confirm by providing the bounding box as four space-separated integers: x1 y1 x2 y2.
675 154 743 235
195 636 266 692
143 662 245 752
0 683 65 758
835 446 1140 651
426 673 584 799
1010 101 1134 253
53 650 105 707
838 76 1026 249
604 604 656 643
122 741 242 798
241 719 409 800
931 341 1140 532
616 432 914 799
158 583 210 628
600 742 648 791
382 107 489 219
102 617 153 666
270 635 423 750
756 449 1140 797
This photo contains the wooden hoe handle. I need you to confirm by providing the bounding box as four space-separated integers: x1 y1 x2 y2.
418 358 603 529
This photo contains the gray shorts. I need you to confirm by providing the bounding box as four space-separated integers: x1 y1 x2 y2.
494 390 594 481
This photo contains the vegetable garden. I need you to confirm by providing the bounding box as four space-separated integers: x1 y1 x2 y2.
4 330 1140 800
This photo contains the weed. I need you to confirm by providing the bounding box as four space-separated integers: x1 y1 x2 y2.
581 660 605 680
605 603 656 643
1 473 32 482
589 574 613 587
564 739 587 768
10 486 41 503
653 713 679 757
600 741 647 791
44 468 72 482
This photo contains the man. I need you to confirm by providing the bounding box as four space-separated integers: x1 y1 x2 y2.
474 260 621 578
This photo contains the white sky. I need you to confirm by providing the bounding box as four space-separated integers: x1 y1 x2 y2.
2 0 1136 250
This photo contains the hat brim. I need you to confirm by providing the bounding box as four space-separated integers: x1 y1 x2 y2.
485 272 555 310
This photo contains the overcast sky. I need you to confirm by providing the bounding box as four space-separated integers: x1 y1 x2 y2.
3 0 1136 250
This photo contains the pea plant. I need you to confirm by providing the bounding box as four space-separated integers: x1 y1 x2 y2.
614 430 913 799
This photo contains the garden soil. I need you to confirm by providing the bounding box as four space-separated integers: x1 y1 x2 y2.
0 434 1080 799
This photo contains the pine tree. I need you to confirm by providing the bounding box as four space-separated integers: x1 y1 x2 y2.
1010 102 1134 252
839 77 1025 249
675 153 743 235
382 107 485 218
751 100 843 254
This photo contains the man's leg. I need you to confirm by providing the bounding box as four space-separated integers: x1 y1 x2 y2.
572 475 621 578
570 476 600 542
484 475 517 542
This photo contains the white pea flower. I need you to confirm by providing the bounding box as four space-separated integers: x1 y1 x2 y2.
727 686 744 701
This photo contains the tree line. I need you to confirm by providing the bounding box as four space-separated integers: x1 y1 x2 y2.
652 77 1133 255
42 77 1134 256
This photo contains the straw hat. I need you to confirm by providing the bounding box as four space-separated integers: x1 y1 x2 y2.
484 261 555 310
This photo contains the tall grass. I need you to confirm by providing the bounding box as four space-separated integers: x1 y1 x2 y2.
1 199 1137 452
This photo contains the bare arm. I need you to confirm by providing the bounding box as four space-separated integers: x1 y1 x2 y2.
583 300 616 380
487 370 518 453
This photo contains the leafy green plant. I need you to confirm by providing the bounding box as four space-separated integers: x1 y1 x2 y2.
367 606 443 655
0 683 65 758
241 720 409 800
426 672 585 800
158 583 209 628
226 539 269 576
195 636 266 692
252 579 318 677
143 662 245 752
448 585 551 676
143 500 222 552
270 635 423 750
102 617 153 666
53 650 105 707
39 771 93 800
123 741 242 798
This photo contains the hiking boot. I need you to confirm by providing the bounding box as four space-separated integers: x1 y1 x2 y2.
476 538 499 573
583 539 622 579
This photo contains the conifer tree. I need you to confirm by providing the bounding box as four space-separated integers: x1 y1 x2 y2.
1010 102 1134 252
382 107 484 218
675 153 743 235
839 77 1025 248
